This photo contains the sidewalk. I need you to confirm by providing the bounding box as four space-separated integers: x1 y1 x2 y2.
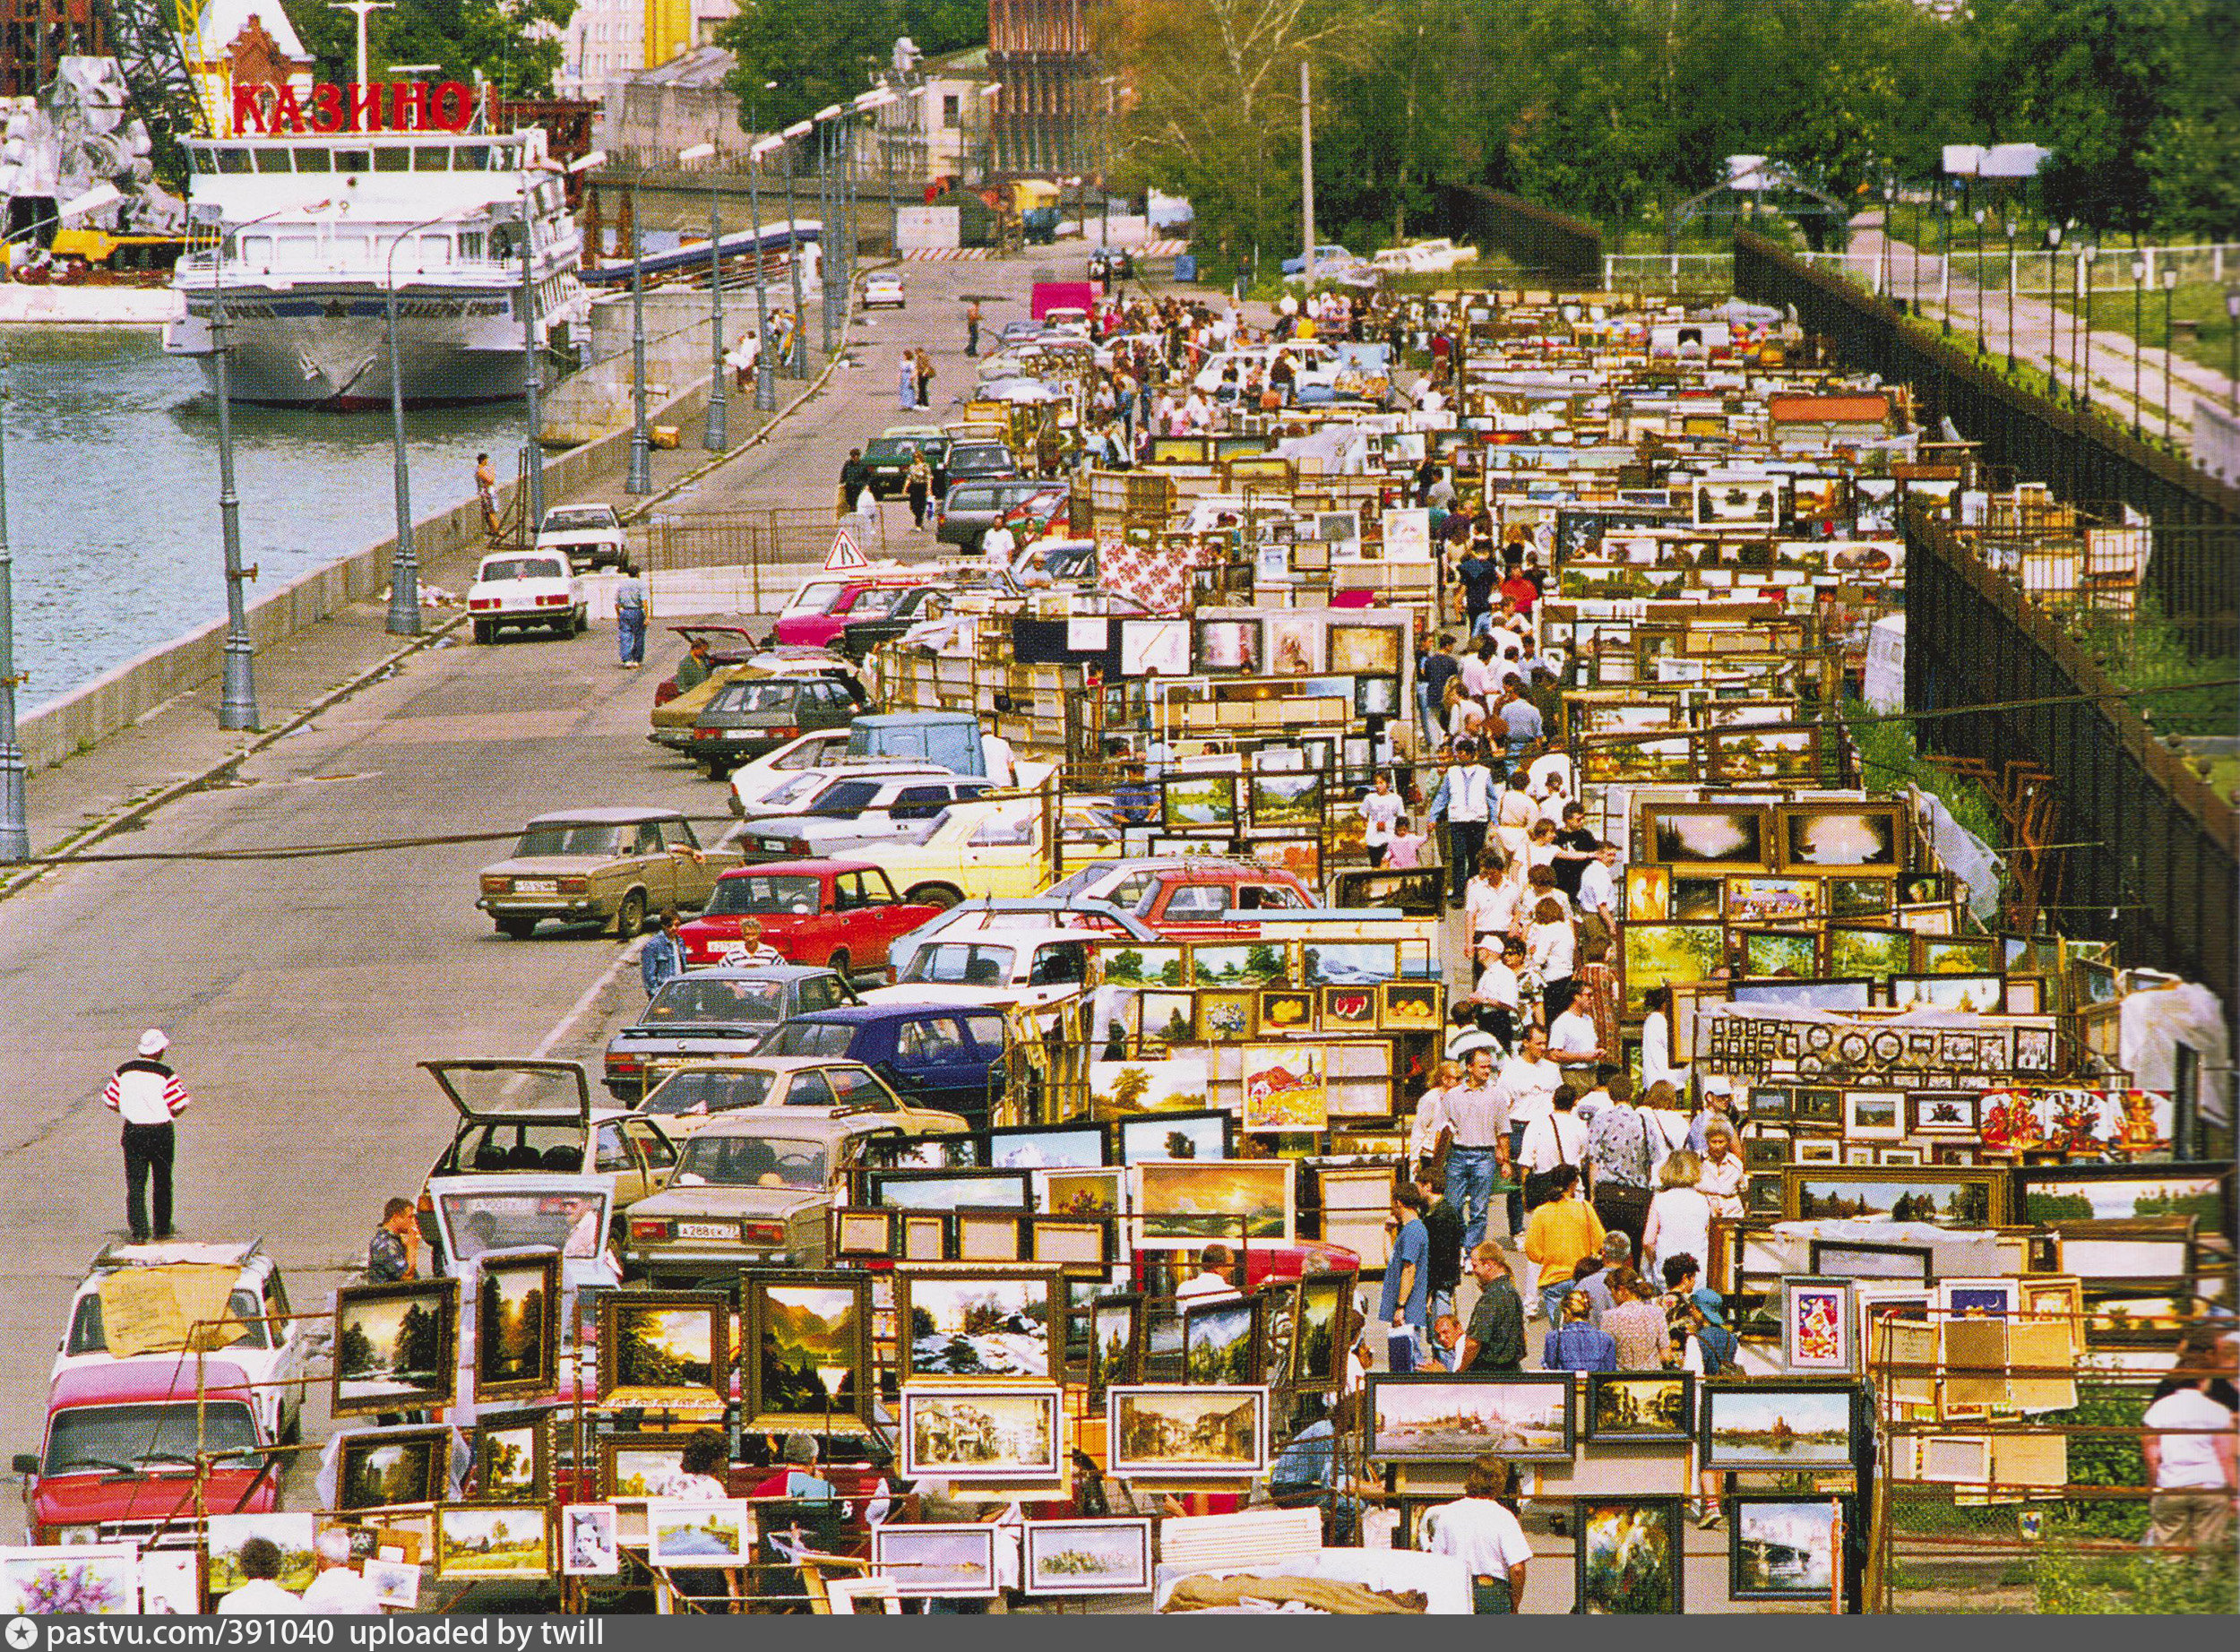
1847 211 2236 447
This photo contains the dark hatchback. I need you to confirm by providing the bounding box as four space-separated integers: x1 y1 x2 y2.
942 441 1019 485
857 435 950 500
756 1003 1008 1130
683 674 875 781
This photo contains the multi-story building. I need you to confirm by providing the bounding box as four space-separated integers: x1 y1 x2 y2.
559 0 693 101
986 0 1092 177
0 0 106 98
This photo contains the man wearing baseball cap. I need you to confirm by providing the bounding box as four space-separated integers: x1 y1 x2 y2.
103 1030 193 1243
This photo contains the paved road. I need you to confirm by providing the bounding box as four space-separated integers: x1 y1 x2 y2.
0 247 1047 1509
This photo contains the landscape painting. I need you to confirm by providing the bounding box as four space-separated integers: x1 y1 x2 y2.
899 1269 1056 1381
1585 1373 1694 1441
1107 1386 1269 1476
1092 1058 1211 1117
470 1411 548 1503
474 1252 559 1402
1133 1161 1295 1248
204 1513 318 1596
599 1436 688 1499
1115 1107 1229 1163
334 1427 449 1510
435 1505 552 1580
901 1386 1063 1481
871 1525 999 1598
1292 1271 1356 1388
332 1278 458 1417
1023 1519 1155 1597
1576 1498 1684 1613
745 1274 869 1428
1621 924 1725 1013
1090 1296 1143 1390
1100 945 1186 988
597 1293 728 1411
1161 774 1237 831
1183 1295 1263 1385
1701 1384 1854 1469
1241 1043 1328 1132
1788 1172 1998 1228
1643 805 1766 867
647 1502 753 1566
1367 1375 1573 1461
1189 941 1291 988
1731 1499 1844 1599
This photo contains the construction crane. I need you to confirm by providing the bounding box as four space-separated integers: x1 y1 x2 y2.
98 0 209 183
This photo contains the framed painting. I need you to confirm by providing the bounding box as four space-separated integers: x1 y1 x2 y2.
1583 1372 1695 1442
1729 1498 1846 1600
1189 941 1290 989
1106 1385 1271 1477
1739 929 1819 979
900 1385 1064 1483
1319 984 1379 1030
2016 1163 2231 1231
1887 973 2005 1014
1193 990 1255 1044
469 1409 550 1504
559 1505 620 1578
1021 1519 1154 1598
1825 926 1913 982
896 1268 1059 1382
598 1434 692 1499
955 1210 1025 1264
1102 945 1185 988
1624 864 1672 920
1784 1166 2006 1227
871 1524 1000 1599
1241 1042 1329 1133
1255 988 1314 1035
1161 774 1237 832
1379 982 1443 1032
595 1292 729 1412
1329 624 1403 676
1194 617 1260 674
1823 874 1894 919
1841 1090 1903 1140
741 1270 872 1430
986 1122 1109 1171
872 1169 1033 1213
1699 1381 1857 1471
899 1212 948 1261
1115 1109 1233 1165
1639 804 1770 871
473 1252 561 1403
1088 1295 1144 1394
334 1426 451 1511
1132 1160 1295 1249
1780 1278 1857 1375
1726 875 1819 924
1182 1294 1265 1386
1029 1215 1116 1275
1806 1240 1932 1285
332 1278 460 1419
1291 1270 1358 1391
1301 941 1400 985
1621 923 1725 1014
434 1505 551 1581
1906 1092 1978 1136
1775 803 1903 871
1249 770 1323 832
833 1208 893 1259
1575 1498 1686 1613
1034 1167 1125 1220
1366 1373 1574 1462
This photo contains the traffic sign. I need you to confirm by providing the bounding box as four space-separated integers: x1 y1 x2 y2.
825 527 869 571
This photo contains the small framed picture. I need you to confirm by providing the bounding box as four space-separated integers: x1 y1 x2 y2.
559 1504 621 1577
1781 1277 1857 1375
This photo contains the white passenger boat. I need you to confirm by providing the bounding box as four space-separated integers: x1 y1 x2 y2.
162 125 589 407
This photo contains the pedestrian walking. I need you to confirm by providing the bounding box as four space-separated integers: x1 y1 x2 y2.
965 300 982 357
896 351 916 409
613 560 647 668
903 449 934 530
642 910 686 996
474 452 500 540
105 1029 190 1243
837 447 868 518
914 348 935 409
366 1197 420 1282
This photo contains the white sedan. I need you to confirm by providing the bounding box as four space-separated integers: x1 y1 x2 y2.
861 272 906 309
466 549 587 643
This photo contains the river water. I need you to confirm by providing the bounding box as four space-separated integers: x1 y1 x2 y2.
6 327 526 713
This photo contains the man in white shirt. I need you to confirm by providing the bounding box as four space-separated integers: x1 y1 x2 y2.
1495 1024 1561 1236
1576 840 1619 942
1421 1456 1533 1613
220 1539 311 1613
2141 1371 2236 1553
1172 1243 1240 1304
299 1530 383 1613
1547 999 1606 1080
1516 1084 1591 1197
981 519 1018 571
104 1028 192 1243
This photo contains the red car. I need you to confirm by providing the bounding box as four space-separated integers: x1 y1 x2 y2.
676 859 944 978
771 579 926 650
16 1357 282 1544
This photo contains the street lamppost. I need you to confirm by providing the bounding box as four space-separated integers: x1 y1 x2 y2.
382 210 455 636
1971 208 1986 352
748 133 782 410
199 198 331 731
2073 244 2096 408
677 142 728 452
1937 198 1955 331
625 168 651 494
2160 266 2179 444
2003 213 2018 372
812 103 843 357
780 118 812 378
2131 255 2147 435
2227 288 2239 414
2041 222 2061 388
850 88 895 280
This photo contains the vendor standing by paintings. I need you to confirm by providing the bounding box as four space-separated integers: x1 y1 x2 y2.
1420 1454 1530 1613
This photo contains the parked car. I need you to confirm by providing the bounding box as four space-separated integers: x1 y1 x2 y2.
756 1002 1011 1127
860 271 905 309
650 624 768 708
619 1109 921 1287
652 650 867 751
533 502 628 571
466 547 587 643
843 711 996 779
994 488 1074 546
834 586 949 660
771 580 926 650
476 806 735 939
1281 242 1354 276
935 478 1056 552
1131 861 1320 925
682 672 875 780
411 1060 678 1261
857 433 948 499
674 859 946 977
865 924 1095 1007
729 758 959 825
724 728 857 816
734 774 997 858
633 1058 965 1142
942 441 1018 486
52 1241 308 1445
603 965 861 1101
814 797 1117 908
1190 340 1344 398
17 1358 281 1545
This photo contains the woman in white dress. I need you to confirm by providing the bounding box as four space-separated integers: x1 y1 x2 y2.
1360 771 1405 868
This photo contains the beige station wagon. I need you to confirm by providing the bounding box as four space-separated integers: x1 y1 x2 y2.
476 805 741 939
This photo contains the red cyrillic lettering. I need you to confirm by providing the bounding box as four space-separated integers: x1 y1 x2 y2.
390 81 429 130
310 82 343 134
348 82 384 133
433 81 472 131
268 84 305 133
232 84 267 133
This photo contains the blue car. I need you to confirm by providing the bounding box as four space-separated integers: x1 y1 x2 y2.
757 1003 1008 1129
1282 244 1353 276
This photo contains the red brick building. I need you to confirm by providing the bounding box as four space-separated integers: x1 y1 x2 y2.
0 0 109 97
986 0 1094 178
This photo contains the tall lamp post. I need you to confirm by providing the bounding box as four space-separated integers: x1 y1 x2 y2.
382 210 455 636
1937 198 1955 331
2073 244 2096 408
2003 214 2018 372
625 169 651 494
2226 289 2238 414
812 102 843 356
1971 208 1986 352
200 198 331 731
780 118 812 377
748 133 782 410
2131 255 2148 435
2041 222 2061 388
2160 266 2179 444
850 88 897 267
677 142 728 452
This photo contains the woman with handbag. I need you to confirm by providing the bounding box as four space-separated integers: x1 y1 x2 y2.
1584 1074 1658 1254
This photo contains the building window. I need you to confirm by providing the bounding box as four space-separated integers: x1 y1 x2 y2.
942 93 959 129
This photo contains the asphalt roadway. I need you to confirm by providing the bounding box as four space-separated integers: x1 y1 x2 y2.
0 247 1040 1506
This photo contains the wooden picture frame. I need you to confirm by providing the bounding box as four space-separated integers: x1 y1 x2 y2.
1088 1295 1144 1395
1583 1372 1696 1442
1780 1277 1858 1375
1729 1497 1847 1600
1028 1215 1116 1275
900 1385 1064 1484
332 1278 460 1419
1182 1293 1266 1386
1131 1160 1295 1249
954 1209 1027 1264
1774 802 1904 872
741 1270 872 1431
1291 1269 1359 1391
1639 803 1771 872
1106 1385 1271 1478
1782 1166 2007 1226
895 1268 1061 1384
434 1504 552 1581
472 1252 560 1405
334 1426 450 1511
833 1207 895 1259
595 1291 729 1412
1700 1380 1858 1472
1366 1373 1575 1462
1575 1497 1686 1613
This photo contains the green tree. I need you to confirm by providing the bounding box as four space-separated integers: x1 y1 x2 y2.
293 0 577 100
2143 0 2240 234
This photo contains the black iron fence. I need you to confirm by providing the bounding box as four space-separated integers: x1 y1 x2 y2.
1735 230 2240 552
1434 185 1604 289
1904 503 2238 1032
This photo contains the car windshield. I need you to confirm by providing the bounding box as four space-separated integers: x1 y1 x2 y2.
781 581 849 615
436 1189 607 1260
46 1401 262 1472
644 978 788 1025
760 1022 857 1058
67 1288 271 1355
709 681 802 715
514 822 625 857
671 1132 830 1190
705 874 823 916
641 1069 775 1116
479 557 566 582
803 779 882 816
542 507 613 532
902 943 1016 985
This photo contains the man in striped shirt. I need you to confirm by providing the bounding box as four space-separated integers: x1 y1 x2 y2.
104 1029 192 1243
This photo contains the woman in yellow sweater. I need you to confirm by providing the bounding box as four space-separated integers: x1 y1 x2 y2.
1521 1165 1607 1329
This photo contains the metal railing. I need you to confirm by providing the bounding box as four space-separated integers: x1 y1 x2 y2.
1434 185 1604 288
1602 251 1735 294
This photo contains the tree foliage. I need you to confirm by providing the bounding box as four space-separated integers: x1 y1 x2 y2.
292 0 577 99
716 0 988 135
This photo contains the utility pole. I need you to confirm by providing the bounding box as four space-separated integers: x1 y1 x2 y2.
0 365 26 862
1298 60 1315 290
327 0 394 87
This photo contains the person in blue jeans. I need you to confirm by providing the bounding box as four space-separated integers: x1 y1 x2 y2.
1441 1046 1512 1255
613 562 647 668
1380 1184 1433 1363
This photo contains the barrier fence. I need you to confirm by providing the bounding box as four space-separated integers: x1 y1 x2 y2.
1434 185 1605 290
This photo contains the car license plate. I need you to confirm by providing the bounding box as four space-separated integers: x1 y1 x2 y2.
675 1222 736 1242
514 879 557 895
